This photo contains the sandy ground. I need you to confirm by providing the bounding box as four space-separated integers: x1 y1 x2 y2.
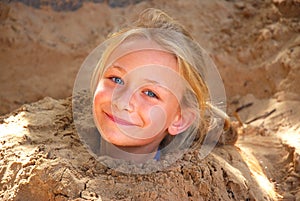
0 0 300 200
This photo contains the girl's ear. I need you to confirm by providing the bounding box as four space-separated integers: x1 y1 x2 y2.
168 109 196 135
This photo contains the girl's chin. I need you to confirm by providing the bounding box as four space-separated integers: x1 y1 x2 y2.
101 135 149 147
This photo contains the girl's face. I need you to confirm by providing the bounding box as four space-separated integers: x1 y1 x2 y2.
93 49 188 150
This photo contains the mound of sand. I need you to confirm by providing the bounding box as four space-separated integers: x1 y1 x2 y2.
0 97 270 200
0 0 300 200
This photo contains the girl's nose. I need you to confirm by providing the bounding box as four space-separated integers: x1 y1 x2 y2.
112 87 134 112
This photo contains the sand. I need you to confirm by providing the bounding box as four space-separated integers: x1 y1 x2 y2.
0 0 300 200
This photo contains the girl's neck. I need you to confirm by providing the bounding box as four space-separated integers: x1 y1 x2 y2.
100 140 159 163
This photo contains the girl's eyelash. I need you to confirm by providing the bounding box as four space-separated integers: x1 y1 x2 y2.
106 76 160 99
143 90 159 99
108 76 124 85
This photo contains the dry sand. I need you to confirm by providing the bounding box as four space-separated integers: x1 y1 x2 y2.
0 0 300 200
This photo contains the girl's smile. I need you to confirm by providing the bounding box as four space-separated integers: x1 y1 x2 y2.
105 112 139 127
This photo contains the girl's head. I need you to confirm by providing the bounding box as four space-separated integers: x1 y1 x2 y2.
90 8 226 160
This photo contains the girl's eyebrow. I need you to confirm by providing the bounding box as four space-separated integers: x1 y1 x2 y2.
109 65 170 91
143 79 170 91
110 64 127 73
143 79 160 85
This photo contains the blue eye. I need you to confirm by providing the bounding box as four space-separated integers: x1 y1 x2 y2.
111 77 124 85
144 90 158 99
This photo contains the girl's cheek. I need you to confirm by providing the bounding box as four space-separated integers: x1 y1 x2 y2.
93 92 101 106
136 101 163 120
133 95 151 111
94 88 111 106
95 80 115 100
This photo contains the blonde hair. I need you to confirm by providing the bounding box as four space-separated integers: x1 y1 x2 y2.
91 8 228 149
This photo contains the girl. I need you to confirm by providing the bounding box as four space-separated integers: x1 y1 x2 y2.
73 8 229 171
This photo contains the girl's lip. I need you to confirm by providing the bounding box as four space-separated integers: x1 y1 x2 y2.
105 112 136 126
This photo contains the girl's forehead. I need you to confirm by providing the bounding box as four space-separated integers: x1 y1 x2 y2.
105 37 176 69
111 49 178 72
